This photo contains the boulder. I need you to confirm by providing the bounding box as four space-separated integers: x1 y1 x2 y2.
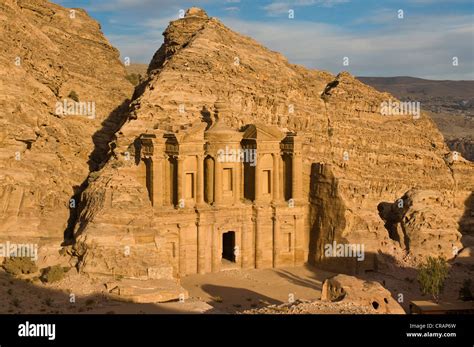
107 279 189 304
321 274 405 314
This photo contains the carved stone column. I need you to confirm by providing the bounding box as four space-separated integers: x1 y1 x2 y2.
197 221 206 274
294 214 305 265
272 153 280 202
196 155 204 205
240 161 245 202
279 155 285 201
235 162 241 204
205 156 214 204
241 220 251 268
254 215 263 269
178 223 187 276
152 155 164 207
214 159 223 204
292 153 302 201
254 160 261 202
272 216 280 268
211 224 220 272
164 157 171 206
177 156 185 207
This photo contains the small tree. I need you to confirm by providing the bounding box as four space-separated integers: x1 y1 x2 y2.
417 256 449 303
3 257 38 276
125 73 140 86
40 265 69 283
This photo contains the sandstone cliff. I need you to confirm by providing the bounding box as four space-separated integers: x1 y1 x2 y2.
72 8 473 277
0 0 133 266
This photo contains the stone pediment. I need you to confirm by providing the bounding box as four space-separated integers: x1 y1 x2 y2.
243 123 285 142
175 122 206 143
205 118 242 142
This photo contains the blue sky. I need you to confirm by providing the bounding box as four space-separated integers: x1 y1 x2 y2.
53 0 474 79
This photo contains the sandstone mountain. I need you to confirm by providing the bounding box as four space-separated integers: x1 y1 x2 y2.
359 77 474 161
72 8 473 278
0 0 133 265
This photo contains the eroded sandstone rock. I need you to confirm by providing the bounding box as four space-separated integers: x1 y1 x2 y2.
321 274 405 314
0 0 133 267
377 189 464 263
106 278 189 304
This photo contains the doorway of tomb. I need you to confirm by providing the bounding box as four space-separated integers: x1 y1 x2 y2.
222 231 236 263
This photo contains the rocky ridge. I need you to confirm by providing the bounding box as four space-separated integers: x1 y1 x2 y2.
0 0 133 266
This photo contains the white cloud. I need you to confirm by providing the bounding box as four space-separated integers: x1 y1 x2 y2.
263 0 349 16
224 7 240 12
55 0 472 80
221 14 474 80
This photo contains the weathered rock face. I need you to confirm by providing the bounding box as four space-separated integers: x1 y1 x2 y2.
0 0 133 266
358 77 474 163
73 8 473 278
377 189 463 263
448 138 474 162
105 278 188 304
321 274 405 314
309 74 474 273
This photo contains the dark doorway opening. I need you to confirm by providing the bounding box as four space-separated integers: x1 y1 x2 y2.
222 231 236 262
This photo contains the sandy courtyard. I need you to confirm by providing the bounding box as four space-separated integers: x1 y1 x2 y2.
1 262 470 314
181 265 334 313
0 265 335 314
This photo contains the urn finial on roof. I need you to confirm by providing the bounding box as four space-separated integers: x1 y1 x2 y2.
213 96 231 123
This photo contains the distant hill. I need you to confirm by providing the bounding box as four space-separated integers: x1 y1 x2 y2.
359 77 474 161
358 76 474 99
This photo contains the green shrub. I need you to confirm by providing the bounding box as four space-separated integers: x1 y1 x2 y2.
417 256 449 302
2 257 38 276
125 73 141 86
40 265 69 283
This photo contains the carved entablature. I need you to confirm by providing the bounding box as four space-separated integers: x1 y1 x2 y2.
166 144 179 156
281 132 302 155
139 134 156 158
164 134 179 156
241 143 257 150
280 143 293 152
